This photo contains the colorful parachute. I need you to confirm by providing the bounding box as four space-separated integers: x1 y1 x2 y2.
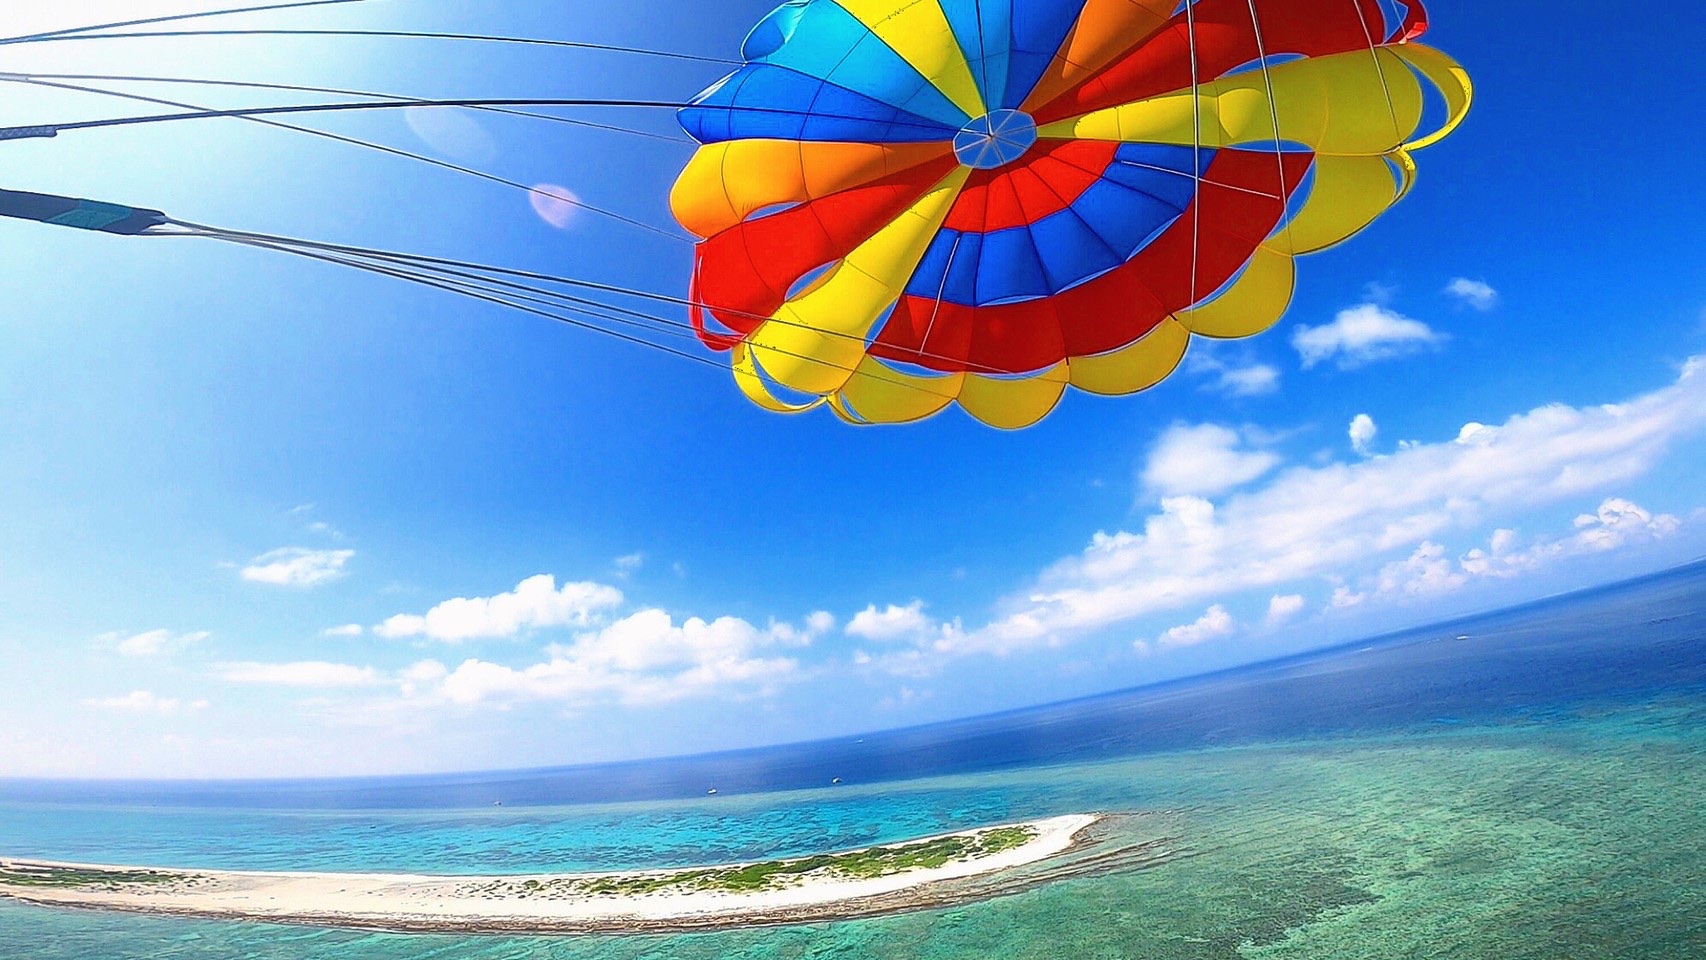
670 0 1471 427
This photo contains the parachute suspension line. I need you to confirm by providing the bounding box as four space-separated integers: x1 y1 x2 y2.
0 0 373 45
184 226 712 347
971 0 991 108
186 230 740 370
1347 0 1405 150
0 180 999 401
0 76 691 243
15 96 692 135
11 28 743 67
8 72 694 145
1114 160 1283 202
304 250 722 367
174 222 1016 381
919 234 965 367
2 96 961 154
1244 0 1300 259
153 216 975 396
191 228 968 402
1185 0 1203 308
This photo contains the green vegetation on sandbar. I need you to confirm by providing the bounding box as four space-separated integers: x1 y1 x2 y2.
469 824 1040 899
582 824 1036 895
0 864 189 890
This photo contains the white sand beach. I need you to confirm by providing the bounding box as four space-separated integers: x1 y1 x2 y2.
0 814 1100 933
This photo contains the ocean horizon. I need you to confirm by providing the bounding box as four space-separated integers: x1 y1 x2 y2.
4 561 1703 956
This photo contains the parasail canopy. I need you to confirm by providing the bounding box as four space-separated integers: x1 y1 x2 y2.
671 0 1472 427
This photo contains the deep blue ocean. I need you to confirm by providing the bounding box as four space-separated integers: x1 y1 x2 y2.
2 562 1703 958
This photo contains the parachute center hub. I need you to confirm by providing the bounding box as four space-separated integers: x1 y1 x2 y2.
953 109 1038 170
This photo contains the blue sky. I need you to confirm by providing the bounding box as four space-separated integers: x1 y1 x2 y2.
1 0 1702 778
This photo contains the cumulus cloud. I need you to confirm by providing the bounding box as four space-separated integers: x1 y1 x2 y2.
1215 364 1282 396
1267 594 1306 625
322 624 363 638
846 601 935 641
216 661 386 687
104 629 209 658
1141 424 1280 498
241 548 354 587
846 603 965 676
1156 605 1236 649
1374 541 1467 598
1330 585 1367 609
374 575 624 643
417 609 821 707
1186 351 1282 397
84 691 207 715
1349 414 1379 457
1364 498 1681 601
614 553 645 577
938 358 1706 656
1445 278 1499 311
1573 497 1681 549
1293 304 1447 369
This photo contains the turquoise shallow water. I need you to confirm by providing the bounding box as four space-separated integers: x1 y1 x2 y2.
3 567 1704 957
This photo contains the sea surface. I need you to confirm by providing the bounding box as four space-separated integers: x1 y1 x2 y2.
3 563 1703 958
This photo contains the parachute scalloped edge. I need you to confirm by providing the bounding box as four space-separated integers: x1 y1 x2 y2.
676 0 1472 428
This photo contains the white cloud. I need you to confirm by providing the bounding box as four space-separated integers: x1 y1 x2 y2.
374 574 624 643
1214 363 1282 397
1445 278 1499 311
1459 528 1533 579
106 628 209 658
241 548 354 587
1369 498 1679 600
1267 594 1306 625
322 624 364 638
1156 605 1236 649
846 604 963 675
1350 414 1379 457
1455 422 1495 445
420 609 816 707
938 358 1706 656
847 601 934 641
1141 424 1280 498
1292 304 1447 369
1374 541 1467 598
1573 497 1681 549
614 553 645 577
1330 585 1368 609
216 661 385 687
84 691 207 715
1187 351 1282 397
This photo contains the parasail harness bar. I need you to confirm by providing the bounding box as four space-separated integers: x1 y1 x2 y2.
0 188 168 235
